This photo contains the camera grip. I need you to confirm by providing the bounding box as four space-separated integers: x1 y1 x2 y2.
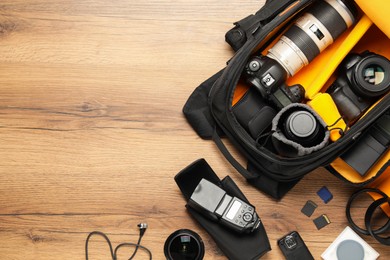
330 86 367 124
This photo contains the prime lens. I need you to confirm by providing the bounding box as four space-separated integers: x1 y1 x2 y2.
164 229 205 260
267 0 357 76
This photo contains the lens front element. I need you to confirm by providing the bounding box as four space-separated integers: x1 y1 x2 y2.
353 55 390 98
363 65 385 85
164 229 205 260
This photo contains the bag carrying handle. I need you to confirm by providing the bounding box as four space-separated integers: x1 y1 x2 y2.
212 127 258 180
212 127 303 200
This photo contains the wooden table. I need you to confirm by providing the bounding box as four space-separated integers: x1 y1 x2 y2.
0 1 388 259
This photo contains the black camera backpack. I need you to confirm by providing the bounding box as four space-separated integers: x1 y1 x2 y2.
183 0 390 199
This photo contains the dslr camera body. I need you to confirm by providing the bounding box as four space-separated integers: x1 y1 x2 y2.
328 51 390 124
245 55 305 110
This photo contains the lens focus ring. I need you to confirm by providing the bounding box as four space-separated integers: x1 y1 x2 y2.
308 0 348 40
284 25 320 63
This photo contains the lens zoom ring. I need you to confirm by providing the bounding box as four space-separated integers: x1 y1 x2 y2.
308 0 347 40
284 25 320 63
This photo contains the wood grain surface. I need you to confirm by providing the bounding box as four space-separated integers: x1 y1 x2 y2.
0 0 388 259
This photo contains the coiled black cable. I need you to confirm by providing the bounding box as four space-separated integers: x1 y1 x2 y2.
85 223 152 260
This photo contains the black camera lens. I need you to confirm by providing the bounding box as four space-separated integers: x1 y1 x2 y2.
353 55 390 98
283 110 323 147
164 229 205 260
328 52 390 125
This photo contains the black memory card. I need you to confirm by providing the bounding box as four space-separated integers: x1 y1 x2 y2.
301 200 318 217
313 214 331 230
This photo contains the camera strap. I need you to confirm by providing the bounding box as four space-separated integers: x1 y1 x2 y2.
365 196 390 245
346 188 390 245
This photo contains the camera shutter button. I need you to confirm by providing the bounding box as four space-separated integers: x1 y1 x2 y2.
249 60 260 72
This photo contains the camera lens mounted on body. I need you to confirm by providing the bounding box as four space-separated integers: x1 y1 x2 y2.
267 0 358 77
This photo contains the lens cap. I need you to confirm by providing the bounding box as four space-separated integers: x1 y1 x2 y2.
164 229 205 260
287 111 317 138
283 110 323 148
